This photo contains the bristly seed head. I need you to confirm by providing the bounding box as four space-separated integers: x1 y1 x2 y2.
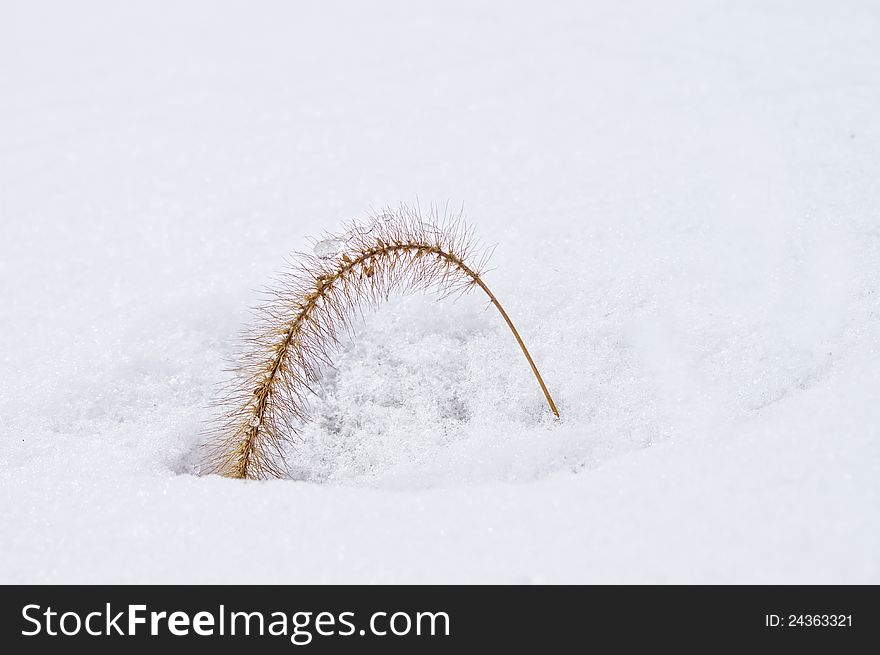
200 203 558 480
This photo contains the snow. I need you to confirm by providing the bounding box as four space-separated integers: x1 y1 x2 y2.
1 0 878 583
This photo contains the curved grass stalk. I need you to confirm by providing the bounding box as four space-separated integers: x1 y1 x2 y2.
203 205 558 479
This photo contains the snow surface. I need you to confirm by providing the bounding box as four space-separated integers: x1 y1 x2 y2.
1 0 879 583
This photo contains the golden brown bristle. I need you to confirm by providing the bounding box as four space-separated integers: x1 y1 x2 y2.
201 204 558 480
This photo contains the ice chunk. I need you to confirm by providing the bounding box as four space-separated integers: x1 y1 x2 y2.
313 238 345 259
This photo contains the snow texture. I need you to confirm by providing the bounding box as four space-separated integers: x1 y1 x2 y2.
1 0 878 583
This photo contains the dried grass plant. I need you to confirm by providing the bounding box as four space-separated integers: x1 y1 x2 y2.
203 205 559 479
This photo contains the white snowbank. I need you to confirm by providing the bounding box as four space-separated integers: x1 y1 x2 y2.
1 0 878 582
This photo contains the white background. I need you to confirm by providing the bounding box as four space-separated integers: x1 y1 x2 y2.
1 0 878 582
